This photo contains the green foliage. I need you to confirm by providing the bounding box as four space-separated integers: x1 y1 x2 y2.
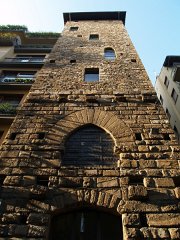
26 32 60 38
2 78 34 83
0 25 28 32
0 33 17 40
0 102 16 114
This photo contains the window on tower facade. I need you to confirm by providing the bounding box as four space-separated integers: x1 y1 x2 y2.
104 48 116 60
62 124 117 165
89 34 99 40
164 76 169 88
171 88 178 103
70 27 78 31
84 68 99 82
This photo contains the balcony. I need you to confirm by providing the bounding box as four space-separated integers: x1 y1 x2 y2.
0 72 36 90
14 44 53 53
0 56 45 68
0 95 23 117
0 102 18 116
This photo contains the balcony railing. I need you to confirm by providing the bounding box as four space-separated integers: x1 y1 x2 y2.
3 57 45 63
0 57 45 68
0 76 35 84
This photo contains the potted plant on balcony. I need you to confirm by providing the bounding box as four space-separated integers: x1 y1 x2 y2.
0 102 16 114
0 33 21 46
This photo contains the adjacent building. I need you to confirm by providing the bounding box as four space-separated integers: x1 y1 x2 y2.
0 27 58 144
155 56 180 143
0 12 180 239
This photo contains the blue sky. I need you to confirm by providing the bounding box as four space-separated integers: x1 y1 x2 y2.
0 0 180 85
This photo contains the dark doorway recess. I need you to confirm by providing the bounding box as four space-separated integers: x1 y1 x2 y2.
62 124 117 165
50 209 123 240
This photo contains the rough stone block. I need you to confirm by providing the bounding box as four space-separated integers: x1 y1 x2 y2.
169 228 180 239
8 224 29 237
122 214 141 226
154 178 175 188
59 177 82 187
28 225 47 237
2 213 21 224
128 185 147 200
97 177 119 188
147 214 180 227
23 176 36 186
144 178 155 187
124 227 141 239
4 176 21 186
174 187 180 199
27 213 50 225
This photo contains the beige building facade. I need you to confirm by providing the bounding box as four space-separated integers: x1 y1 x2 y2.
155 56 180 143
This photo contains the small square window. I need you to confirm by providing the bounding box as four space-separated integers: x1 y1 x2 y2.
164 76 169 88
89 34 99 40
84 68 99 82
70 27 78 31
171 88 178 103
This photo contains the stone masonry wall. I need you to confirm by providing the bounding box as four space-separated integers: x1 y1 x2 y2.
0 19 179 239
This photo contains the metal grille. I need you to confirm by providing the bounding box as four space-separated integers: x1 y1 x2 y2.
63 125 116 165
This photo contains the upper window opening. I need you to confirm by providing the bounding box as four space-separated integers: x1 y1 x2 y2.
135 133 142 141
171 88 178 103
129 176 144 185
70 27 78 31
84 68 99 82
63 124 117 165
37 176 49 186
164 76 169 88
70 59 76 64
89 34 99 40
151 128 159 134
104 48 116 60
10 132 18 140
38 132 45 140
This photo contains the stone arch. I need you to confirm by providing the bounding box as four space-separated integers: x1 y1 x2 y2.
47 108 135 149
51 189 122 216
50 189 123 240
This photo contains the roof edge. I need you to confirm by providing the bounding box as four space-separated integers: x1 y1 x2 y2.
63 11 126 25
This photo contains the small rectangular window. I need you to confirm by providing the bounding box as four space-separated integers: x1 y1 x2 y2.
0 130 4 140
84 68 99 82
135 133 142 141
171 88 178 103
159 95 163 104
164 76 169 88
37 176 49 186
166 108 171 119
89 34 99 40
70 27 78 31
129 176 144 185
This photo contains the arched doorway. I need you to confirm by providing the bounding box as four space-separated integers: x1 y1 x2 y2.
50 208 123 240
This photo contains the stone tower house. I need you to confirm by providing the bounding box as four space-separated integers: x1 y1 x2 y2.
0 12 180 239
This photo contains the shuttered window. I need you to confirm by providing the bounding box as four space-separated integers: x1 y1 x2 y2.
63 124 116 165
